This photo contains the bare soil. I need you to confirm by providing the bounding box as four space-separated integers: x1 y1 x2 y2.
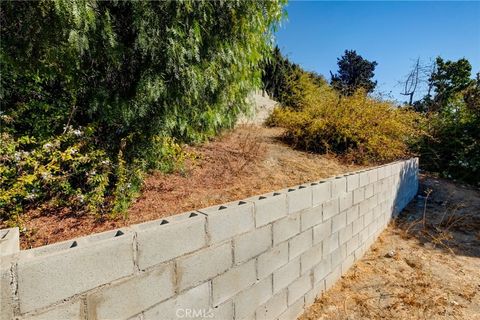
13 125 363 249
300 175 480 320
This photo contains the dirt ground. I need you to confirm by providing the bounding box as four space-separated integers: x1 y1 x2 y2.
300 175 480 320
14 125 363 249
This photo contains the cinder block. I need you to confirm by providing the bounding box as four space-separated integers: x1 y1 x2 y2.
248 193 287 227
339 192 353 212
377 166 386 180
341 254 355 274
234 225 272 264
287 273 312 305
212 300 234 320
300 205 323 231
273 258 300 293
300 243 322 274
330 245 346 268
305 280 326 306
87 263 175 320
322 232 339 255
135 212 207 269
212 259 256 306
311 181 331 206
346 205 359 225
338 223 353 245
313 257 331 283
331 211 347 233
1 256 15 320
289 229 313 260
353 187 365 204
346 234 360 257
368 169 378 184
255 289 287 320
22 300 83 320
177 243 232 291
143 282 210 320
286 186 312 214
0 227 19 257
325 265 342 290
17 229 135 313
354 243 366 261
364 210 374 226
352 216 364 236
331 177 347 198
201 201 254 245
277 297 304 320
313 220 331 244
346 174 359 192
359 171 369 187
234 276 272 320
257 242 289 280
365 183 374 199
322 199 339 221
273 213 300 245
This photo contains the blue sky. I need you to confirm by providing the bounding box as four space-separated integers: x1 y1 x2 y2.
275 1 480 103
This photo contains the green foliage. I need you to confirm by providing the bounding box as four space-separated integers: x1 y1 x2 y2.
0 0 285 222
268 73 424 164
414 58 479 185
330 50 378 95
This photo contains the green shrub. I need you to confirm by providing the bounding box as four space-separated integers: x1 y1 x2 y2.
268 73 425 164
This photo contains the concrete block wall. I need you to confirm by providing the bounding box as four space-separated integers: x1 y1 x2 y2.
0 158 418 320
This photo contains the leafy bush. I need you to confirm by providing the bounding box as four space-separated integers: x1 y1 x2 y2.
0 0 285 222
268 73 424 164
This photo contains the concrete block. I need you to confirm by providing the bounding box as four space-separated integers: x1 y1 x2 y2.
247 192 287 227
273 213 300 245
354 243 366 261
377 166 386 180
325 265 342 290
134 212 206 269
322 232 339 255
365 183 374 199
273 258 300 293
17 229 135 313
338 223 353 245
330 245 346 268
212 300 234 320
305 280 326 306
87 263 175 320
341 254 355 274
359 171 369 187
300 205 323 231
22 300 83 320
339 192 353 212
346 174 359 192
286 186 312 214
311 181 331 206
255 290 287 320
331 211 347 233
257 242 289 280
1 256 15 320
346 234 360 257
313 257 331 283
368 168 378 184
287 273 312 305
322 199 339 221
277 297 304 320
212 259 256 306
313 220 331 244
346 205 359 225
353 187 365 205
143 282 210 320
201 201 254 245
331 177 347 198
177 243 232 291
364 209 374 226
234 225 272 264
0 227 19 257
234 276 272 320
352 215 364 236
300 243 323 275
289 229 313 260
